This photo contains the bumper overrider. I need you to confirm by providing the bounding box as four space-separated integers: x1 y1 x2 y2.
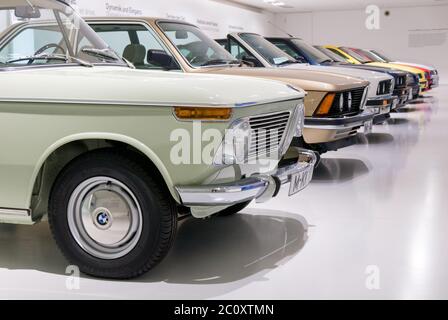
429 73 439 89
176 148 317 206
393 87 411 107
366 96 394 124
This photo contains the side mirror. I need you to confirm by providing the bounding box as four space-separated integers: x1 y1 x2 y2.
241 54 259 67
147 49 177 70
295 56 307 63
15 6 41 19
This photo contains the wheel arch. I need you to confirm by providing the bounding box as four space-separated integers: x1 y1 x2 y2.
28 133 179 220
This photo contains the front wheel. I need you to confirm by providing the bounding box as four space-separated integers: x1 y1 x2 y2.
48 150 177 279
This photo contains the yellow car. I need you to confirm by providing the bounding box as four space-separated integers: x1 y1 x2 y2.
324 45 429 92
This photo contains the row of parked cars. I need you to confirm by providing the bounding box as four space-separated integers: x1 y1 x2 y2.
0 0 438 279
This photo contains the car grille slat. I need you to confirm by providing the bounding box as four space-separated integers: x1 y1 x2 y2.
327 87 366 117
377 79 392 95
395 75 406 88
250 118 290 129
249 114 290 123
248 111 291 160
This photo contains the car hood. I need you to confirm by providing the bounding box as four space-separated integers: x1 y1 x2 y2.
393 61 436 72
337 64 407 77
197 66 369 92
0 67 304 107
282 64 393 98
367 62 425 76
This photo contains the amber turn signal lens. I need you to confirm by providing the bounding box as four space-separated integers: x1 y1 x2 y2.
174 107 232 120
315 93 335 116
383 100 389 106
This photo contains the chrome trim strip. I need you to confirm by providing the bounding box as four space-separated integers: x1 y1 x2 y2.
0 208 34 225
367 93 394 101
304 122 366 130
0 208 30 217
0 97 301 108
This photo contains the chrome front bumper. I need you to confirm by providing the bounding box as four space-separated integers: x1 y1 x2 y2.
176 148 317 206
304 111 375 130
430 75 439 89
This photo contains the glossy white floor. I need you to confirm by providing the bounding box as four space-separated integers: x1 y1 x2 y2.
0 86 446 300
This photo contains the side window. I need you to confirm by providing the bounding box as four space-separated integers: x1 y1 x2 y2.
94 30 130 56
137 30 164 51
0 27 65 64
227 38 262 67
215 39 228 50
229 38 252 60
271 41 303 60
90 24 179 70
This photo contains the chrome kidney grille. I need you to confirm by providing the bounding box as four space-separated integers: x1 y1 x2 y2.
377 80 393 95
395 75 406 88
328 87 366 117
247 111 291 161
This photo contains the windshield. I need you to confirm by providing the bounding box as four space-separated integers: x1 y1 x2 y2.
158 22 238 67
369 50 391 62
355 48 385 62
0 0 124 69
313 46 346 63
290 39 332 64
340 47 373 63
239 33 296 66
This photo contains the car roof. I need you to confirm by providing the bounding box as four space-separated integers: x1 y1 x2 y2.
84 16 198 28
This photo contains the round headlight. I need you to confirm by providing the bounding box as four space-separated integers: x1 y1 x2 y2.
213 118 252 165
295 102 305 138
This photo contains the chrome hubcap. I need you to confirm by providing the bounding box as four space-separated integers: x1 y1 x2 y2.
67 177 143 260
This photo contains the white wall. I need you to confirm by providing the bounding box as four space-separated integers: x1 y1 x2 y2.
273 5 448 84
66 0 447 83
67 0 275 39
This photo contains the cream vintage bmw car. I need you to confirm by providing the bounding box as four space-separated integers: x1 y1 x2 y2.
0 0 316 279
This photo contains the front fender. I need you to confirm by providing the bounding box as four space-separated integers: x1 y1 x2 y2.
28 132 180 207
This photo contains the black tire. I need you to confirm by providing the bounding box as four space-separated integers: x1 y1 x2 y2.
215 201 252 217
48 149 177 279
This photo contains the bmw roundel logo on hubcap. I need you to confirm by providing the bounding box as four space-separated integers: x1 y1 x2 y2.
97 212 109 226
92 208 113 230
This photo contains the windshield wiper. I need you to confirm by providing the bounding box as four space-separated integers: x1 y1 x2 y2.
7 54 93 67
320 59 333 64
82 48 119 61
201 59 240 67
276 59 298 66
